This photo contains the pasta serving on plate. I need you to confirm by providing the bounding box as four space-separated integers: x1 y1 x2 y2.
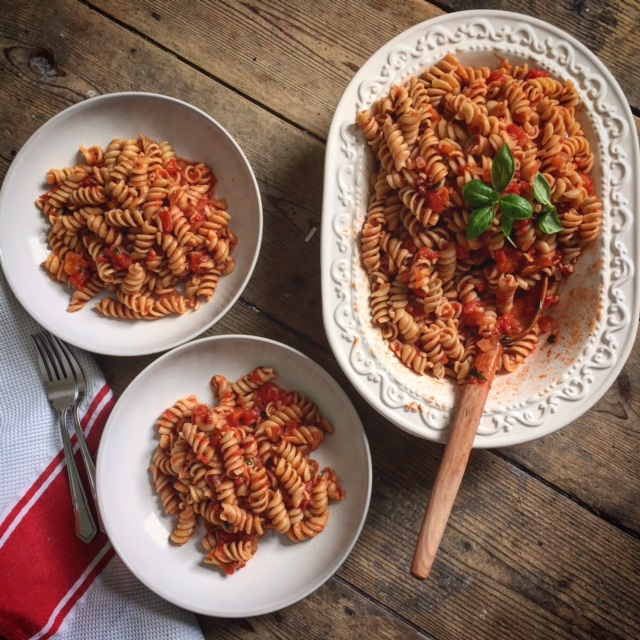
149 367 345 575
356 54 602 382
37 134 237 319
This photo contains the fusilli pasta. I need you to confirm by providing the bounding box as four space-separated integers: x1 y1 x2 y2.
149 367 345 575
37 134 237 319
357 55 602 382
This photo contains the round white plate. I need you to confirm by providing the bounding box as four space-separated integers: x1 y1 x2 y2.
321 11 640 447
96 335 372 616
0 93 262 356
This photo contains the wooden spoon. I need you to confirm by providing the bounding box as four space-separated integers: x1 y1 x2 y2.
410 274 549 580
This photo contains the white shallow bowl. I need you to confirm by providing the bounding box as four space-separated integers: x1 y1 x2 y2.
321 11 640 447
0 93 262 356
97 335 372 617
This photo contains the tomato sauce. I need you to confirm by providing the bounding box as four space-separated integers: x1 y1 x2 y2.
104 246 132 271
63 252 92 289
254 382 287 411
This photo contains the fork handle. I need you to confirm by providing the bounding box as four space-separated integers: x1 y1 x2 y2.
73 404 105 533
57 407 98 543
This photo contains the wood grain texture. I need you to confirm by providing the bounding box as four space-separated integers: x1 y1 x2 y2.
85 0 443 138
87 0 640 143
2 1 640 638
348 414 640 640
198 578 435 640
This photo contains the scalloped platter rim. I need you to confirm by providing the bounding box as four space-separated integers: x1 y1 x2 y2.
321 10 640 448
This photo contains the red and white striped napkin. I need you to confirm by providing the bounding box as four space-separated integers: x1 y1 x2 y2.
0 270 204 640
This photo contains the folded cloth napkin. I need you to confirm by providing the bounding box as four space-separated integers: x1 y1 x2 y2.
0 269 204 640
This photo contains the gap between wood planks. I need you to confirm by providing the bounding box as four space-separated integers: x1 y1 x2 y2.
75 0 640 542
76 0 326 145
331 574 439 640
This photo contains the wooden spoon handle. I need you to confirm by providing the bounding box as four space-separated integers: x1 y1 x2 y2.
410 344 502 580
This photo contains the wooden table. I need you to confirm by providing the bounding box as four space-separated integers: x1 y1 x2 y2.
2 1 639 638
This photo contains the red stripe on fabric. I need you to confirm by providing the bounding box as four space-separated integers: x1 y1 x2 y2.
0 385 115 639
40 545 116 640
0 385 111 540
0 452 63 541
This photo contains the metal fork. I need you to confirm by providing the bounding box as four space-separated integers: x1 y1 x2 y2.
32 333 97 543
47 333 105 533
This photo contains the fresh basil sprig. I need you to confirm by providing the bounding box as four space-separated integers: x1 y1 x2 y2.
462 145 532 241
532 172 563 234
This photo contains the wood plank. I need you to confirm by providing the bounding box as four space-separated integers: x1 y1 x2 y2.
345 412 640 640
85 0 441 138
0 0 327 348
197 579 435 640
86 0 640 141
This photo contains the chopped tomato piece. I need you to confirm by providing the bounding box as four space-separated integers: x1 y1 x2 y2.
494 247 522 274
416 247 440 263
402 238 418 254
426 187 449 213
103 245 132 271
543 294 559 310
165 157 180 176
63 251 88 277
506 124 528 146
461 300 486 327
502 180 522 196
283 419 302 438
254 382 287 410
228 408 261 427
146 247 165 264
526 69 551 79
187 210 206 231
580 173 595 196
498 313 523 336
63 251 91 289
158 209 173 233
551 152 570 168
538 316 554 333
487 71 506 83
189 252 212 274
560 263 574 277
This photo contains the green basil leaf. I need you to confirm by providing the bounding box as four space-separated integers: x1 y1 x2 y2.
500 194 533 220
462 180 499 208
538 204 564 234
466 205 494 240
500 215 515 241
492 144 516 193
533 173 552 205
